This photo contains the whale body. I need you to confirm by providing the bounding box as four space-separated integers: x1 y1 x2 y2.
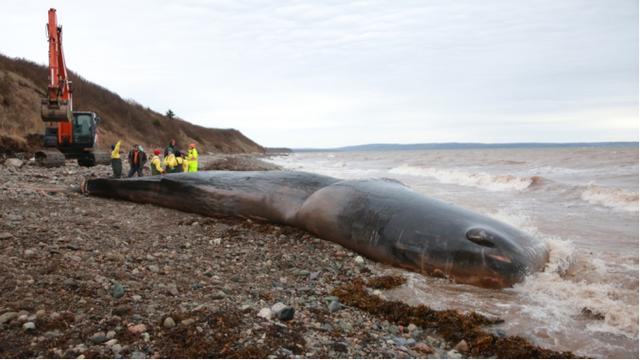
84 171 549 288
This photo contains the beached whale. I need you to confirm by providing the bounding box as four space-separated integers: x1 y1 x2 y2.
83 171 549 288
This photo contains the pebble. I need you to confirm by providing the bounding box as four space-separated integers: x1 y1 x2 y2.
22 321 36 331
167 283 179 296
271 302 295 321
132 295 142 302
0 232 13 239
413 342 433 354
90 332 108 344
328 300 342 313
257 307 272 320
148 265 160 273
163 317 176 328
447 349 463 359
331 342 349 353
210 290 226 300
6 214 23 222
454 339 469 353
106 330 117 339
181 318 196 326
73 344 88 354
24 249 36 257
191 282 203 290
130 350 146 359
105 339 118 346
127 323 147 334
393 337 407 346
111 344 123 353
354 256 364 264
111 282 125 298
4 158 23 167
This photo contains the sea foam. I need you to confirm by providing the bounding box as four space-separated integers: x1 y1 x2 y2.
389 165 536 191
580 184 638 212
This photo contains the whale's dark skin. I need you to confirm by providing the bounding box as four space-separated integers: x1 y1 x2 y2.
84 171 549 288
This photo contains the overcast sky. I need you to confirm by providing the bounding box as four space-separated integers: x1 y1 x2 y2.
2 0 638 147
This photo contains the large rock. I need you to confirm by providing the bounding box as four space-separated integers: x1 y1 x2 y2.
271 302 295 321
4 158 23 168
257 307 272 320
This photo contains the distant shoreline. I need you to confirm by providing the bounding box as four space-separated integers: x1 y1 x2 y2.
293 141 638 153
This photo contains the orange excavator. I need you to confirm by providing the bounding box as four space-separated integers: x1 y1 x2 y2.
36 8 108 167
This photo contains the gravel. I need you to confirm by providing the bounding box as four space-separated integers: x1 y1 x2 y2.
0 156 455 358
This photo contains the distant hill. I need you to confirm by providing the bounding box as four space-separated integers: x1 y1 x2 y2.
294 142 638 152
265 147 293 155
0 53 264 155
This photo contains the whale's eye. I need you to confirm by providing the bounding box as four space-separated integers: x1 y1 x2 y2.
466 228 496 248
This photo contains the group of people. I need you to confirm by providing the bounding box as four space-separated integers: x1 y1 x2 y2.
109 139 199 178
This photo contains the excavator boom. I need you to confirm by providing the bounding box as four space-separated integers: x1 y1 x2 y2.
41 8 73 123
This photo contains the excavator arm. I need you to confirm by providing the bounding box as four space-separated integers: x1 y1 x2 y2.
41 8 73 124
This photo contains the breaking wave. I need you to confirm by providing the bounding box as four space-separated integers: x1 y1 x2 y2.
388 165 543 192
580 184 638 212
515 236 639 341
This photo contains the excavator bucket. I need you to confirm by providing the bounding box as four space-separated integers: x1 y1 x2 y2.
35 149 66 167
41 99 72 122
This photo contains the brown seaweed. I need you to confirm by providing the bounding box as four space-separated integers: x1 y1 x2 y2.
332 276 581 359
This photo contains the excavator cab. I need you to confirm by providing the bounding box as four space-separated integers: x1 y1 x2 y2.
72 112 99 146
38 111 106 167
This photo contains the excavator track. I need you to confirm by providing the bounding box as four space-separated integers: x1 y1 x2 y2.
35 149 111 167
77 150 110 167
35 149 66 167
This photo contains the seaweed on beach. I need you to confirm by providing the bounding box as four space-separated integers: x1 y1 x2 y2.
155 307 306 358
332 276 580 359
366 275 407 289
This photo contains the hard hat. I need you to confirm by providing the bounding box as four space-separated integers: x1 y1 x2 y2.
189 143 196 148
154 149 161 155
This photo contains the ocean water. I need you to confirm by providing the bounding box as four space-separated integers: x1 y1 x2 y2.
268 146 639 358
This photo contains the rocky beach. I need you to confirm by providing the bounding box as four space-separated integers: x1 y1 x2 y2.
0 155 577 359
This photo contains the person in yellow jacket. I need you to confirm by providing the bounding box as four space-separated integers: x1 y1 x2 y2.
163 151 178 173
174 150 185 173
186 143 199 172
110 140 122 178
150 149 164 176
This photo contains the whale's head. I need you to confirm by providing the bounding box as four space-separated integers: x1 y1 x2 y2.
386 198 549 288
291 178 550 289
